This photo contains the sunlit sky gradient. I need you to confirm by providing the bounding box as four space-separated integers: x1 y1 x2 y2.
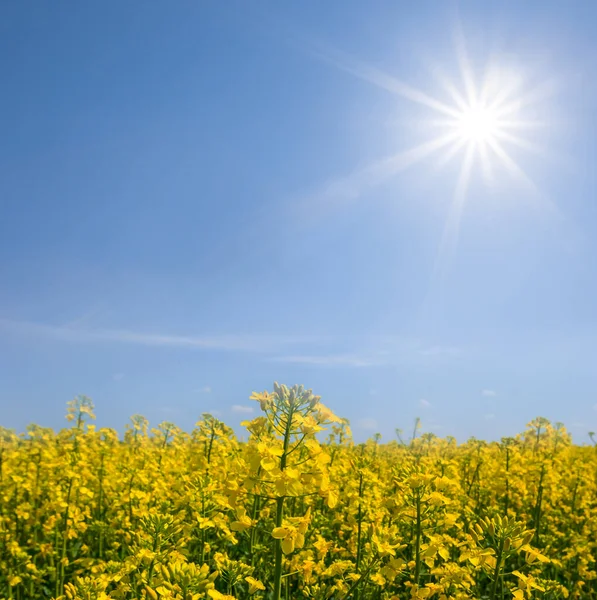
2 1 597 441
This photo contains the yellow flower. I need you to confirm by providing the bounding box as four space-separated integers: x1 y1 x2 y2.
230 507 254 533
256 442 283 471
250 390 274 411
1 392 589 600
371 534 398 557
241 416 268 436
296 415 323 435
274 467 302 496
245 576 265 594
410 584 432 599
271 524 305 554
208 591 236 600
315 404 343 424
324 488 339 509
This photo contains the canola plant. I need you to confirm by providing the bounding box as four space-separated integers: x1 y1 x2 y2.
1 385 596 600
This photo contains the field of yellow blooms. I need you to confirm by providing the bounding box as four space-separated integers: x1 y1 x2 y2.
1 385 596 600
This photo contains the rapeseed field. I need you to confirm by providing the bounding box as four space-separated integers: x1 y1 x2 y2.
1 385 595 599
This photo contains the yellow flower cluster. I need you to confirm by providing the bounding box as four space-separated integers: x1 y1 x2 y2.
0 392 595 600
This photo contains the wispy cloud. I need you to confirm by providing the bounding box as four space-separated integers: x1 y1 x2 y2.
0 318 315 353
1 318 461 369
112 373 125 381
484 413 496 420
61 307 104 329
419 398 431 409
269 340 459 367
231 405 254 415
357 417 378 431
195 386 212 394
418 345 461 357
482 389 497 397
269 353 384 367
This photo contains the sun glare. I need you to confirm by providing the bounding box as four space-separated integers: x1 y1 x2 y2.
373 34 552 277
455 105 501 144
314 29 555 277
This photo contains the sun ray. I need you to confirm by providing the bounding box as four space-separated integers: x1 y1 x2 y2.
311 45 463 119
487 138 566 225
434 143 476 279
486 138 537 193
375 132 462 174
308 31 558 265
494 130 551 157
368 73 463 119
493 79 557 118
453 25 478 107
297 132 463 220
477 59 508 107
497 120 547 130
483 72 524 112
434 136 469 170
478 142 495 185
432 67 471 113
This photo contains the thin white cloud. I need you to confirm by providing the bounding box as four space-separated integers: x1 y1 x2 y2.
419 398 431 409
195 386 212 394
0 318 315 353
231 405 254 415
269 354 384 367
112 373 125 381
418 345 461 357
1 318 460 369
482 389 497 397
61 307 104 329
357 417 378 431
484 413 496 420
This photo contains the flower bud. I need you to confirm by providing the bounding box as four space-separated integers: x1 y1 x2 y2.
522 531 534 546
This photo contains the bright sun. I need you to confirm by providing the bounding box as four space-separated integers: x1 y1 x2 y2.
314 28 554 275
455 105 501 144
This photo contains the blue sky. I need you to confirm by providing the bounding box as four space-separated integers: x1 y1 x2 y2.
1 1 597 442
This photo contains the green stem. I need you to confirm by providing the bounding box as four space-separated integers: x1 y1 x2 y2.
249 492 261 566
354 471 365 600
272 406 294 600
272 498 285 599
414 489 422 586
504 446 510 516
341 557 380 600
489 542 504 600
56 477 73 598
533 465 545 546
